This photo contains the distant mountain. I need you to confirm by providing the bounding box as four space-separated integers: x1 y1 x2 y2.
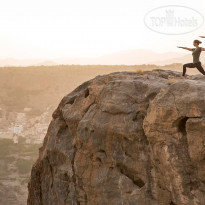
55 49 187 65
34 61 56 66
0 49 187 66
0 58 56 67
152 52 205 65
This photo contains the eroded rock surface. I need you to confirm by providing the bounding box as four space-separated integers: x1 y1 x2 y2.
27 69 205 205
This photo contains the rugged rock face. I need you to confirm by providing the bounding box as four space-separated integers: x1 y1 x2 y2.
27 69 205 205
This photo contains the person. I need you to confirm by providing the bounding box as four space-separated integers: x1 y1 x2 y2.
177 40 205 78
199 36 205 38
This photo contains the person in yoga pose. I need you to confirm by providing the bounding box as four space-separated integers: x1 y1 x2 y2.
177 40 205 78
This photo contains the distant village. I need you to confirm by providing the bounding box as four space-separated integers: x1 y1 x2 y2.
0 105 53 144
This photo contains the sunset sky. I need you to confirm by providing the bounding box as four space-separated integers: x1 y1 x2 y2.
0 0 204 59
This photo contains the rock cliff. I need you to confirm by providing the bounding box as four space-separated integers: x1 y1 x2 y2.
27 69 205 205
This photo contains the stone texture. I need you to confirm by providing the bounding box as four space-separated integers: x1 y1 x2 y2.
27 69 205 205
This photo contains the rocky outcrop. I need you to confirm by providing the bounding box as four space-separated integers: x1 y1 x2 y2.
27 69 205 205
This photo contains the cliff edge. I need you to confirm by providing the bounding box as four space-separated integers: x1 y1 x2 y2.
27 69 205 205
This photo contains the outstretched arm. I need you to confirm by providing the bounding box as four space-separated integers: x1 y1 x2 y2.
177 46 193 51
201 48 205 51
199 36 205 38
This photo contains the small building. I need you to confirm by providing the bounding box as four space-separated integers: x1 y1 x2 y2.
37 123 48 133
24 108 32 112
13 125 23 134
0 131 13 140
25 138 31 144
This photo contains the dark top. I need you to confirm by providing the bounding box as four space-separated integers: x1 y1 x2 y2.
192 47 201 64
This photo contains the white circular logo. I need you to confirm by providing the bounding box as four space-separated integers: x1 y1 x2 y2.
144 5 204 35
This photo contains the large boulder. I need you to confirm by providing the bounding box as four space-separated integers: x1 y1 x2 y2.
27 69 205 205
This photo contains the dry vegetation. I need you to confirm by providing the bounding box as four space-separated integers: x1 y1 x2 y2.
167 78 177 85
0 63 192 113
135 68 144 75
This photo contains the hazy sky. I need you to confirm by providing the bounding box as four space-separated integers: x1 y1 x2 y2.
0 0 204 59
